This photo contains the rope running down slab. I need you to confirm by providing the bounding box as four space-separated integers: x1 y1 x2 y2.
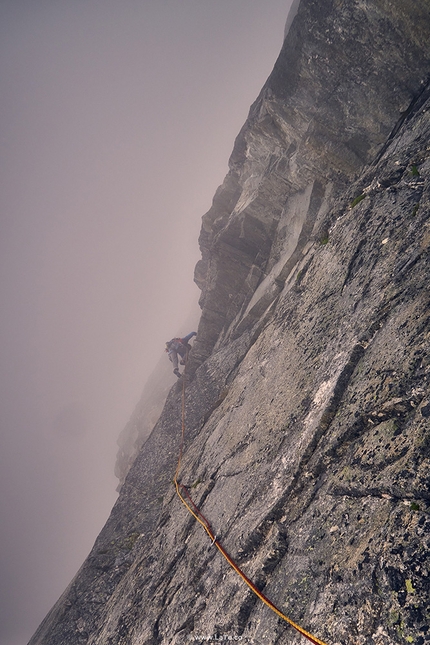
173 370 329 645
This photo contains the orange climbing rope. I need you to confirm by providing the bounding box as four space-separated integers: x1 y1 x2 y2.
173 370 329 645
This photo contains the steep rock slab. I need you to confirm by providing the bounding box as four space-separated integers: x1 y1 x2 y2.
105 88 429 645
48 96 430 645
28 2 430 645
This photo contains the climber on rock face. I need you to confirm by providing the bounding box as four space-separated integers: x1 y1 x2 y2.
165 332 196 377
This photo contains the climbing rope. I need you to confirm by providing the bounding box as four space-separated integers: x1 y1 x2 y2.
173 367 329 645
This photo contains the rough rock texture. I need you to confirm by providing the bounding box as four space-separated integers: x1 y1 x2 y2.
190 0 430 371
29 2 430 645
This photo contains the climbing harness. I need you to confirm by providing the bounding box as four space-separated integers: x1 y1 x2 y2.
173 368 329 645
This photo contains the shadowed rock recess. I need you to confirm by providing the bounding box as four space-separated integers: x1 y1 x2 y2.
30 2 430 645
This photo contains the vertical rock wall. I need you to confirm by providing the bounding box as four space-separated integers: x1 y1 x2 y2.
191 0 430 370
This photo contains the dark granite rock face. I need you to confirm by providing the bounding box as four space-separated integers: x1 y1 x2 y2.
190 0 430 373
29 2 430 644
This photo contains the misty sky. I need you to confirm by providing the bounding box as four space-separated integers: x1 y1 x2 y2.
0 1 293 643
